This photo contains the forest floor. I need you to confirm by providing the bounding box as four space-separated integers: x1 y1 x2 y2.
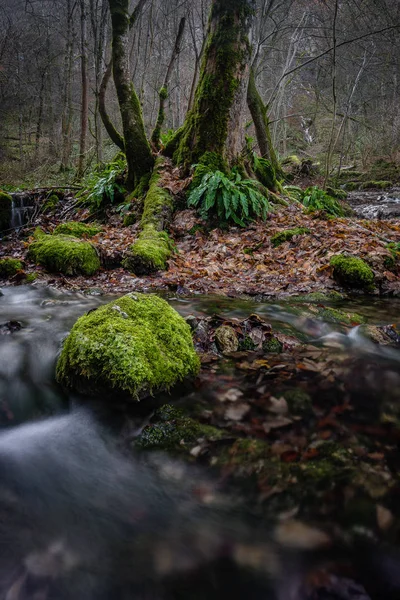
1 194 400 298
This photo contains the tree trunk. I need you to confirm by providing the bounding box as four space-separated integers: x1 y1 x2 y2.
108 0 154 191
77 0 89 179
151 17 186 150
170 0 254 167
170 0 255 170
247 66 281 176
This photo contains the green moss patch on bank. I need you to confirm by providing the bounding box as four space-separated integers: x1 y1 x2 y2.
28 232 100 276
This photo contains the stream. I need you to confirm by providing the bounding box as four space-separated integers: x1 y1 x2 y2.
1 285 400 599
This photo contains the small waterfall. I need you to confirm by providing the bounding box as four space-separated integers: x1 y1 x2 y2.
10 193 35 229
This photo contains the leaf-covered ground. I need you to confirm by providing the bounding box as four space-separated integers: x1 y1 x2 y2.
1 198 400 298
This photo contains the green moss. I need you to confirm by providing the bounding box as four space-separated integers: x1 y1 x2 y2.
338 170 362 179
43 194 59 213
262 336 283 353
254 157 278 191
325 187 348 200
123 213 136 227
0 191 12 231
343 182 360 191
172 1 253 168
123 225 173 274
281 155 301 167
288 291 345 302
141 171 173 229
284 389 312 415
308 305 366 326
330 254 374 289
25 273 38 283
238 335 256 351
128 172 151 200
56 294 200 399
360 180 392 190
28 234 100 276
191 152 228 189
123 160 174 274
135 404 223 452
271 227 310 248
0 258 23 278
385 242 400 269
54 221 102 238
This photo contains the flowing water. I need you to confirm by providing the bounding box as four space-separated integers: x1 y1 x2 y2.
1 285 400 599
348 187 400 219
10 194 36 230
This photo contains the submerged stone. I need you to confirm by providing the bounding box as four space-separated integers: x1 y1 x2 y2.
28 232 100 276
56 293 200 399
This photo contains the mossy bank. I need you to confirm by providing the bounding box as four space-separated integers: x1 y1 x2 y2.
28 230 100 276
56 293 200 399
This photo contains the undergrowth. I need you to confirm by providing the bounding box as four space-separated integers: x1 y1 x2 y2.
79 155 126 210
188 170 270 226
283 185 347 217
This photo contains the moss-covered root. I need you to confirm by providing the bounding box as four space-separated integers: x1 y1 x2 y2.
0 191 12 231
28 233 100 276
0 258 23 278
54 221 102 238
123 225 173 274
330 254 374 290
56 293 200 399
123 158 174 275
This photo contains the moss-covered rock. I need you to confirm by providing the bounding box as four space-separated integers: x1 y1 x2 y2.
28 233 100 276
262 336 283 353
43 194 60 214
307 305 366 326
343 182 360 191
325 187 348 200
0 258 23 278
0 191 12 231
135 404 223 453
330 254 374 290
214 325 239 354
54 221 102 238
271 227 310 248
56 293 200 399
288 291 345 303
360 180 392 190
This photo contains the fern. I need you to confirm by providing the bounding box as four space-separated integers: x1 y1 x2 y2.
188 170 270 226
302 186 345 217
80 156 126 210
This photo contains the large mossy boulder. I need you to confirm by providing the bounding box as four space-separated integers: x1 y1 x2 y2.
28 231 100 276
0 191 12 232
330 254 374 290
56 293 200 399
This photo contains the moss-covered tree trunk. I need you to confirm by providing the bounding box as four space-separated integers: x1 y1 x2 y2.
247 66 282 177
169 0 255 170
108 0 154 190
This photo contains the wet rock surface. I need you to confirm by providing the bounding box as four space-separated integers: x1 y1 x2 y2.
348 187 400 219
